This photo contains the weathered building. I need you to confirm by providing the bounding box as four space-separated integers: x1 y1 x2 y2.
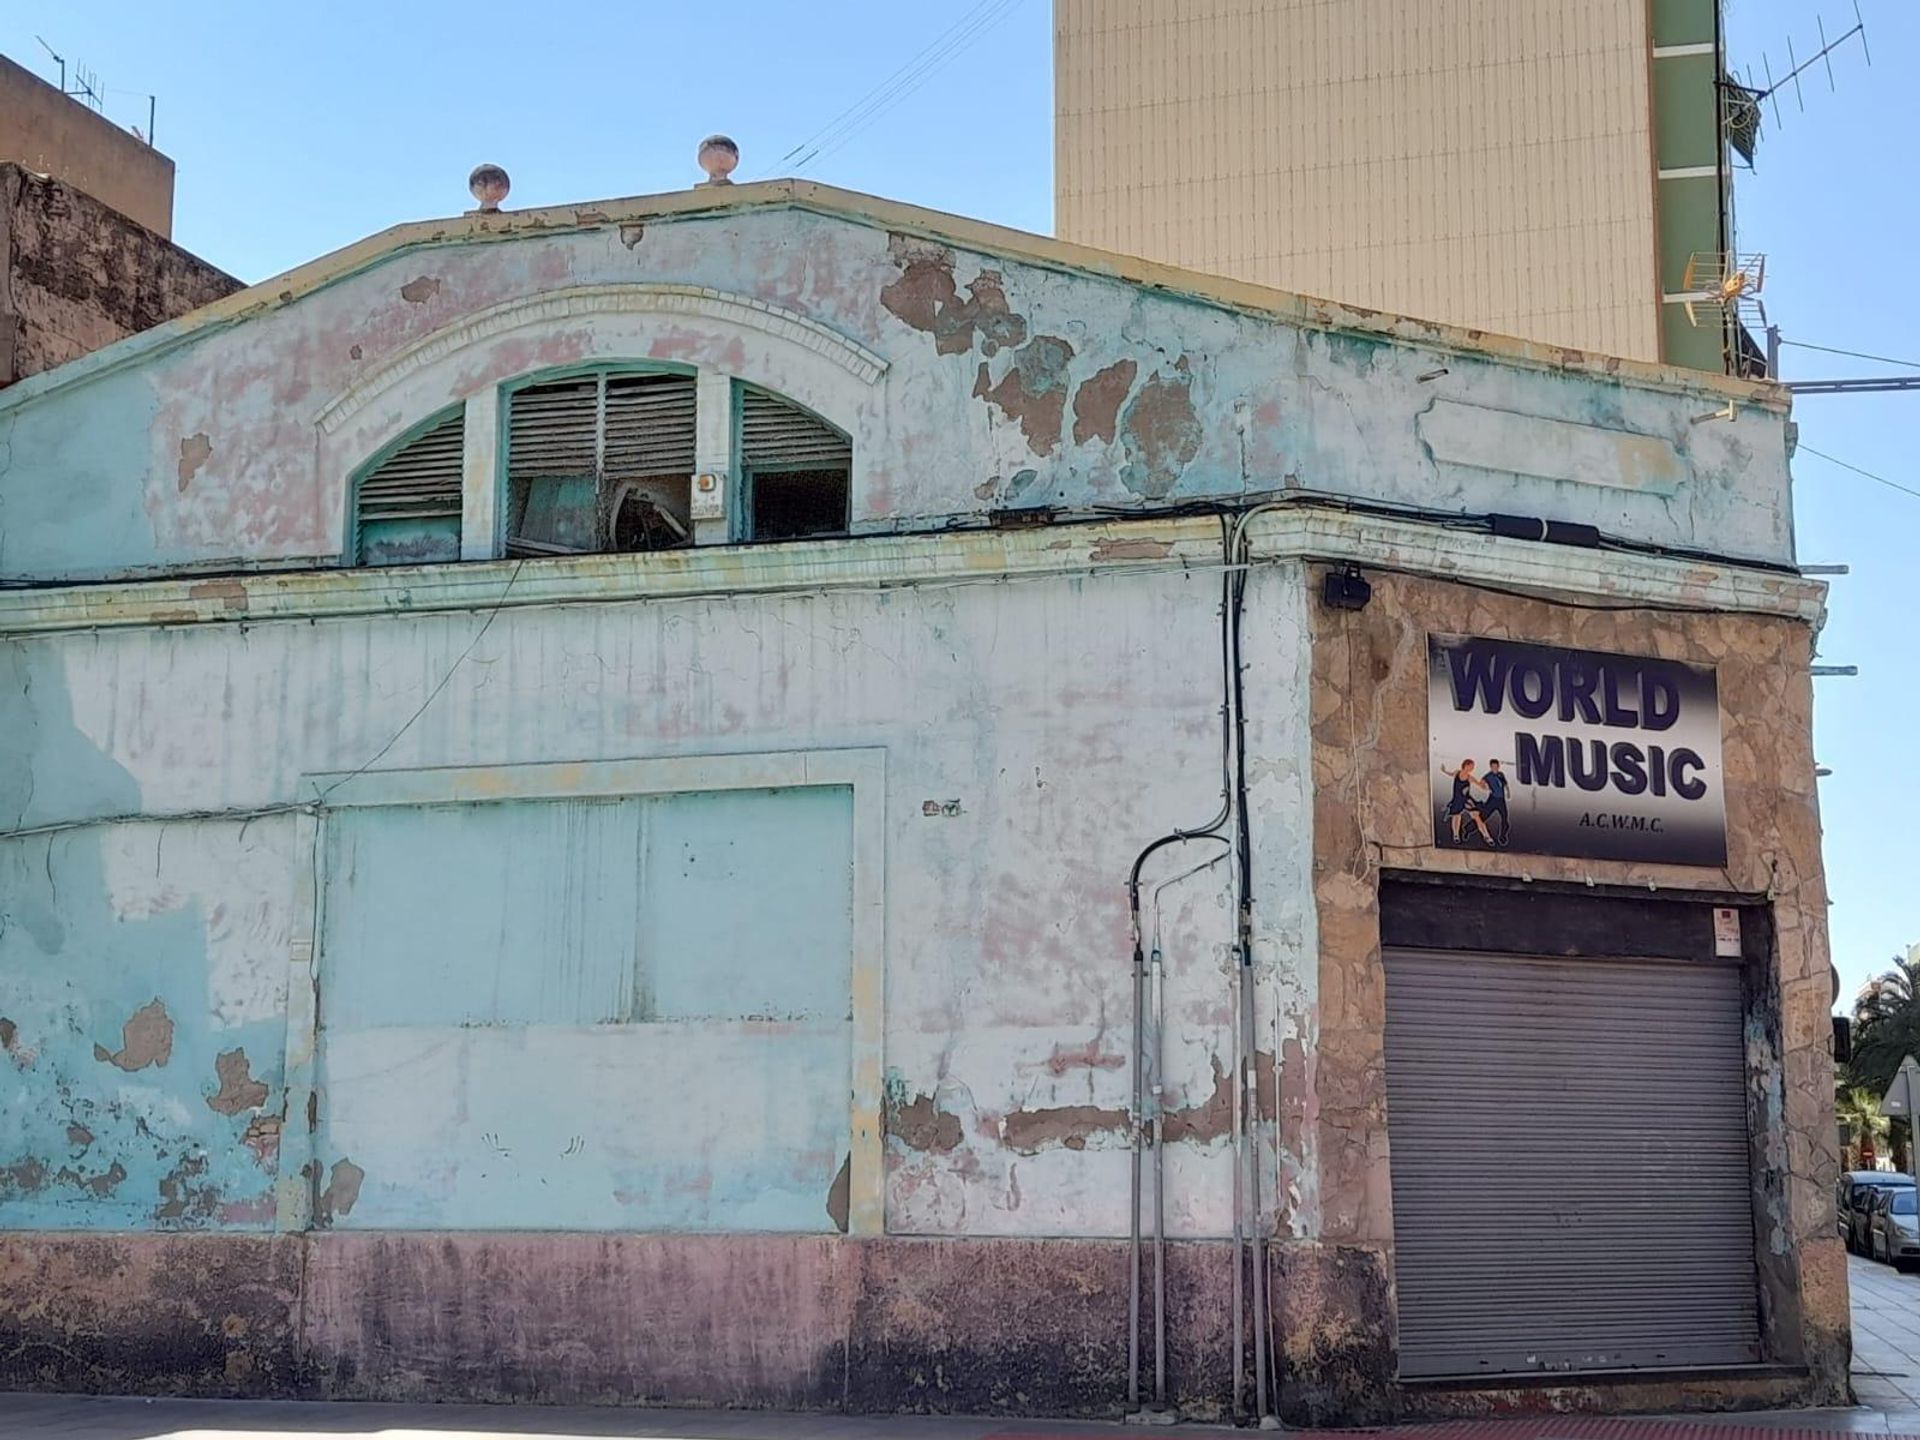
0 174 1841 1423
0 53 177 237
0 54 239 387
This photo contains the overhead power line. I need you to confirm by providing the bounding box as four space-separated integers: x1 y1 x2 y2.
1780 339 1920 370
778 0 1029 173
1798 444 1920 504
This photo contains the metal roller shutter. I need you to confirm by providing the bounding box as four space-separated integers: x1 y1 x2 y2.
1382 948 1760 1379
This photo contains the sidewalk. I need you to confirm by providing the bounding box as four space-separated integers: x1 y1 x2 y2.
1845 1250 1920 1427
0 1394 1241 1439
3 1395 1906 1440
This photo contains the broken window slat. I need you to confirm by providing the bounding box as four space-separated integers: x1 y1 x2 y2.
506 371 698 555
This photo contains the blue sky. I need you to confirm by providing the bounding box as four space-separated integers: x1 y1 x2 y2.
6 1 1912 1006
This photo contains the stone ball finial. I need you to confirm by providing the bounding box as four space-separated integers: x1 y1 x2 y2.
696 135 739 187
468 164 511 213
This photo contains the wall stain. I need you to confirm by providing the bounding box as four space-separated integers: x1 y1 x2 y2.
186 578 249 614
0 1152 127 1198
886 1092 963 1153
399 276 442 304
1044 1039 1126 1076
56 1159 126 1196
317 1158 365 1226
66 1123 93 1147
973 335 1075 456
1002 468 1041 504
1088 536 1173 562
176 434 211 493
1002 1103 1127 1154
154 1153 219 1224
1072 358 1138 446
93 998 174 1072
880 237 1028 357
0 1017 16 1057
206 1049 269 1115
242 1115 282 1168
0 1156 48 1194
1119 361 1203 498
1001 1051 1278 1155
825 1154 851 1233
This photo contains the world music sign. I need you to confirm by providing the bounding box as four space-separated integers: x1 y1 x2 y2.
1427 634 1728 866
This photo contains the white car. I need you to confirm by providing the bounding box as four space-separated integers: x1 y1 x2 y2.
1871 1186 1920 1271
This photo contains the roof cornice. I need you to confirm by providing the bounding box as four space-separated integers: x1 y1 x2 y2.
0 178 1790 417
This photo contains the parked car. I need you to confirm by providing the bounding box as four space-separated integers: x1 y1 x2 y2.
1872 1186 1920 1271
1842 1170 1915 1254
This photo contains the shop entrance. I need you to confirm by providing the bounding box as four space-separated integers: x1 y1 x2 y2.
1379 878 1766 1379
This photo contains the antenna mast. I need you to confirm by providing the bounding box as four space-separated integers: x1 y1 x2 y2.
31 36 159 149
1720 0 1869 168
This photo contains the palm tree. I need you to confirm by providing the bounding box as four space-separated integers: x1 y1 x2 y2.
1837 1083 1892 1169
1849 946 1920 1097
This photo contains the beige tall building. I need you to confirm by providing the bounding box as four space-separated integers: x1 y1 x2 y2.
1055 0 1740 372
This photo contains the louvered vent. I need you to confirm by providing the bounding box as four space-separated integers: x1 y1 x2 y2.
508 377 599 480
506 371 698 556
740 387 852 469
740 386 851 541
355 408 464 566
605 373 697 477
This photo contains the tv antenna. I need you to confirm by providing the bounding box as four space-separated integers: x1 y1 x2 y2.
1720 1 1869 167
33 36 157 147
35 37 105 112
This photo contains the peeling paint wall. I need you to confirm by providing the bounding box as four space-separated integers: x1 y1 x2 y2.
0 203 1791 582
0 804 291 1228
1 558 1313 1242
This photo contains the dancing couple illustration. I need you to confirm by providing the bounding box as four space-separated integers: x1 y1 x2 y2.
1440 757 1510 848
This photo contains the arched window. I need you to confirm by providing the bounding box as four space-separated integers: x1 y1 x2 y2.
739 385 851 541
353 406 464 566
504 369 697 556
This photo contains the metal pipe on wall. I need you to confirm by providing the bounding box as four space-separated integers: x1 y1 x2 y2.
1247 951 1272 1422
1128 941 1145 1411
1150 939 1168 1409
1231 960 1246 1419
1120 505 1285 1423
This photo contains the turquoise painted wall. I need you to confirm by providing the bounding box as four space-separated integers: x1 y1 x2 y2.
313 787 855 1231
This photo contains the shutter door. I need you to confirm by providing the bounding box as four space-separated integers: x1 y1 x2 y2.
1382 948 1760 1379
